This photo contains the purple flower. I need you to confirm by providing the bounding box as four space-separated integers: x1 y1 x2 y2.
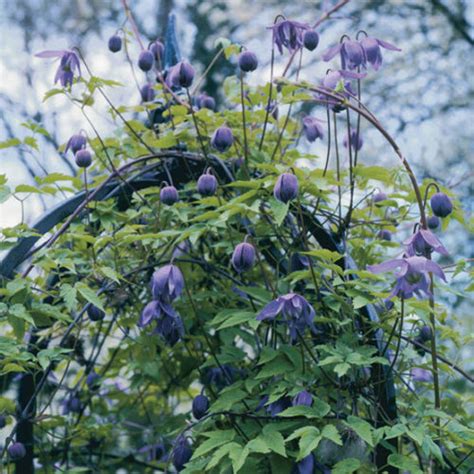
63 395 82 414
411 368 432 382
139 301 184 346
257 395 292 416
377 229 392 241
268 19 309 55
172 240 191 259
274 173 298 203
360 37 401 71
75 149 92 168
211 126 233 152
140 83 155 102
203 365 241 390
8 442 26 460
430 192 453 218
160 185 179 205
65 133 87 154
427 216 440 230
108 35 122 53
290 253 309 272
139 442 167 462
257 293 316 341
404 229 448 257
368 255 446 299
192 394 209 419
343 130 363 151
303 30 319 51
138 50 154 72
372 191 387 203
196 93 216 111
292 454 315 474
418 325 432 342
302 116 324 142
231 242 256 273
150 40 164 62
197 170 218 197
172 436 192 472
87 305 105 322
151 264 184 303
86 371 100 389
238 51 258 72
323 40 366 70
319 69 365 110
292 390 313 407
36 49 82 88
167 61 195 88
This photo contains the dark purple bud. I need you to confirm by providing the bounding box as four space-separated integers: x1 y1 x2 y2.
65 133 87 154
238 51 258 72
160 185 179 205
267 396 292 416
68 396 82 413
0 415 6 428
192 394 209 419
75 149 92 168
172 437 192 472
168 61 195 88
302 116 324 142
140 83 155 102
197 170 218 197
427 215 440 230
418 325 432 342
87 305 105 322
377 229 392 241
430 192 453 218
231 242 256 273
151 264 184 302
138 50 154 72
8 442 26 460
274 173 298 203
197 93 216 110
293 454 315 474
86 371 100 389
108 35 122 53
292 390 313 407
211 126 233 152
150 40 164 62
290 252 309 272
373 192 387 203
303 30 319 51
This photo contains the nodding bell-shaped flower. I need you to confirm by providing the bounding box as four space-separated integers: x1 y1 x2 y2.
289 252 309 272
151 264 184 303
418 325 432 342
430 192 453 218
319 69 364 110
65 133 87 154
139 300 184 346
196 93 216 110
8 442 26 460
292 454 315 474
197 169 218 197
63 395 82 414
411 367 432 382
108 35 122 53
192 394 209 419
292 390 313 407
367 255 446 300
274 173 298 203
372 191 387 203
87 304 105 322
343 130 363 151
138 50 154 71
172 436 192 472
167 61 195 88
268 19 309 55
238 51 258 72
35 49 82 88
360 36 401 71
231 241 256 273
404 228 448 257
377 229 392 241
140 83 155 102
302 116 324 142
303 29 319 51
75 149 92 168
160 185 179 205
150 40 164 62
211 126 233 152
427 215 440 230
323 40 366 70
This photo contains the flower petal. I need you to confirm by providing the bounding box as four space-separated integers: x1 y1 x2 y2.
377 39 401 51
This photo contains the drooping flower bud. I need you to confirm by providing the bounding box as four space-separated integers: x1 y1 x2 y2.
293 454 315 474
372 192 387 203
290 253 309 272
167 61 195 88
75 149 92 168
342 40 366 69
211 126 233 152
160 185 179 205
86 371 100 389
8 442 26 460
150 40 164 62
140 83 155 102
231 242 256 273
87 305 105 322
303 29 319 51
65 133 87 154
302 116 324 142
197 93 216 111
238 51 258 72
197 170 218 197
343 130 363 151
65 396 82 413
172 436 192 472
138 50 154 72
274 173 298 203
192 394 209 419
418 325 432 342
430 192 453 218
151 264 184 303
377 229 392 241
292 390 313 407
427 215 440 230
108 35 122 53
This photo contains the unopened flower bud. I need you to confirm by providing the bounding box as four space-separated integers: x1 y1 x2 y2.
8 442 26 460
292 390 313 407
197 170 218 196
238 51 258 72
192 394 209 419
86 371 100 389
168 61 195 88
377 229 392 241
231 242 256 273
138 50 154 72
197 93 216 110
373 192 387 203
211 126 233 152
418 325 432 342
108 35 122 53
160 185 179 205
303 30 319 51
150 40 164 62
274 173 298 203
172 437 192 472
427 215 440 230
75 149 92 168
87 305 105 322
140 83 155 102
430 192 453 218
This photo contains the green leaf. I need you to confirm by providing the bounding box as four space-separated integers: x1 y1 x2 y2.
388 454 423 474
9 304 35 326
192 436 232 458
345 416 374 447
0 138 21 149
205 442 237 470
297 427 321 460
321 425 343 446
334 362 351 377
332 458 361 474
210 389 247 412
270 198 289 226
60 284 77 311
278 401 330 419
246 437 271 454
262 427 286 457
75 283 105 311
229 444 249 473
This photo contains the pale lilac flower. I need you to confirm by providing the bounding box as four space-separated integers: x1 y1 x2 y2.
35 49 81 88
139 300 184 346
368 256 446 299
360 37 401 71
151 264 185 303
343 129 363 151
302 116 324 142
323 40 366 70
267 19 309 54
411 368 432 382
404 229 448 257
292 390 313 407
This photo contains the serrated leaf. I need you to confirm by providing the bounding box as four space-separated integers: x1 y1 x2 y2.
246 437 270 454
345 416 374 447
332 458 361 474
60 284 77 311
192 436 231 458
262 427 286 457
388 454 423 474
206 442 238 470
75 283 105 312
321 425 343 445
278 402 330 419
